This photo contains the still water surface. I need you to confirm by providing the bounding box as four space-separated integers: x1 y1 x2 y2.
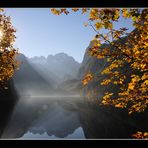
1 97 89 139
1 96 148 139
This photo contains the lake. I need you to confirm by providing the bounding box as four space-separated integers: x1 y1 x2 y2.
0 96 148 139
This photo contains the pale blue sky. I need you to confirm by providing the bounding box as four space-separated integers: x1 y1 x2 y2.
5 8 134 63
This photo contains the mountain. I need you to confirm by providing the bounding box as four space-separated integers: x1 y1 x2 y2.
78 42 108 79
11 53 81 97
77 42 109 99
29 61 59 89
12 54 55 97
30 56 46 64
46 53 80 80
52 46 107 96
77 29 143 101
29 53 80 87
57 79 82 95
77 34 132 100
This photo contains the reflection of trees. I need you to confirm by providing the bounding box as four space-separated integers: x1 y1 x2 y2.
1 96 148 139
1 98 82 138
0 80 18 138
77 101 148 139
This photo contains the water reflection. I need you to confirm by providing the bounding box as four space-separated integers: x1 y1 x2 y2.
1 96 148 139
1 97 86 139
0 81 18 138
20 127 85 139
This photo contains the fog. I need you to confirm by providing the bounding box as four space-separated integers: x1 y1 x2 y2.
2 95 148 139
12 53 81 98
2 52 147 139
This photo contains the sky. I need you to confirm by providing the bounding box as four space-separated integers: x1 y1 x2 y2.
5 8 134 63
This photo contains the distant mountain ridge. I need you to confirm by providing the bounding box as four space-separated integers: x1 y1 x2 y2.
11 52 81 96
12 54 55 96
29 53 80 86
29 56 46 64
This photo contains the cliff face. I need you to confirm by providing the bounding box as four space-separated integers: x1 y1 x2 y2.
77 42 110 100
12 54 55 96
78 36 130 100
29 53 81 95
78 43 107 79
29 53 80 86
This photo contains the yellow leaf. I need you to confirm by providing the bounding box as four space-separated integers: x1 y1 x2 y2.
95 22 103 30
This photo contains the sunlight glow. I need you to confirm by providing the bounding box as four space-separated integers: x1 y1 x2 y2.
0 29 3 39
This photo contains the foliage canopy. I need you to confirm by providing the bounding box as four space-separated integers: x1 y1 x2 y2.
50 8 148 114
0 9 19 90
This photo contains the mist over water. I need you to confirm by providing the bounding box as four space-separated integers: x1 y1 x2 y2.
1 95 148 139
1 96 86 139
0 53 148 139
0 53 87 139
12 53 81 97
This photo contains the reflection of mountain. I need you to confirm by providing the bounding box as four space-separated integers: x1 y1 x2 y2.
1 97 148 139
13 54 55 96
1 97 82 139
29 102 81 138
21 127 85 139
